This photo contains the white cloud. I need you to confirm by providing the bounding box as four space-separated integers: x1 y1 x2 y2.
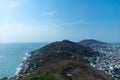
0 0 27 10
43 11 55 16
60 20 88 26
0 23 60 42
0 0 28 25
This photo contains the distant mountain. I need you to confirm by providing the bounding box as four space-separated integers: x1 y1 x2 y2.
16 40 113 80
79 39 106 46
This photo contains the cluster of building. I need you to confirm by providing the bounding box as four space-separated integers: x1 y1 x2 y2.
89 44 120 80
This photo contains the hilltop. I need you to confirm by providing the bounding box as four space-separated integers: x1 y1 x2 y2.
79 39 106 46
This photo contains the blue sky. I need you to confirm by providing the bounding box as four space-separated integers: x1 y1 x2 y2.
0 0 120 43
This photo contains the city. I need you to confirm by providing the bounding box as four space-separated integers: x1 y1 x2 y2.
89 44 120 80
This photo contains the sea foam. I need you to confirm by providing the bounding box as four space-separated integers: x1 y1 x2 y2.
15 52 30 75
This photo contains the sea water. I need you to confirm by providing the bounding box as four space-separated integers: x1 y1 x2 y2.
0 43 47 78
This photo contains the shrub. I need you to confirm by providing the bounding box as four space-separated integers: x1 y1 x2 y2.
24 73 54 80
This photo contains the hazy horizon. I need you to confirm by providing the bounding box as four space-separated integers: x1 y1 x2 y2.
0 39 120 44
0 0 120 43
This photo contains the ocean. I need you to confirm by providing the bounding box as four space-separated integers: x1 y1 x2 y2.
0 43 47 78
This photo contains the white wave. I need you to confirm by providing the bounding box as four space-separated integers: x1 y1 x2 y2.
23 57 27 60
25 53 29 56
15 52 30 75
15 63 23 75
25 52 31 57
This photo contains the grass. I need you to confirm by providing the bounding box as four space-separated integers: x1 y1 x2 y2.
24 73 55 80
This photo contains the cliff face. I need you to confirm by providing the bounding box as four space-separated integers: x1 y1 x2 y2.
17 40 114 80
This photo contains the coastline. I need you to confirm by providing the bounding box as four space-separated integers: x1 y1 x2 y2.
0 43 46 79
14 52 31 78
